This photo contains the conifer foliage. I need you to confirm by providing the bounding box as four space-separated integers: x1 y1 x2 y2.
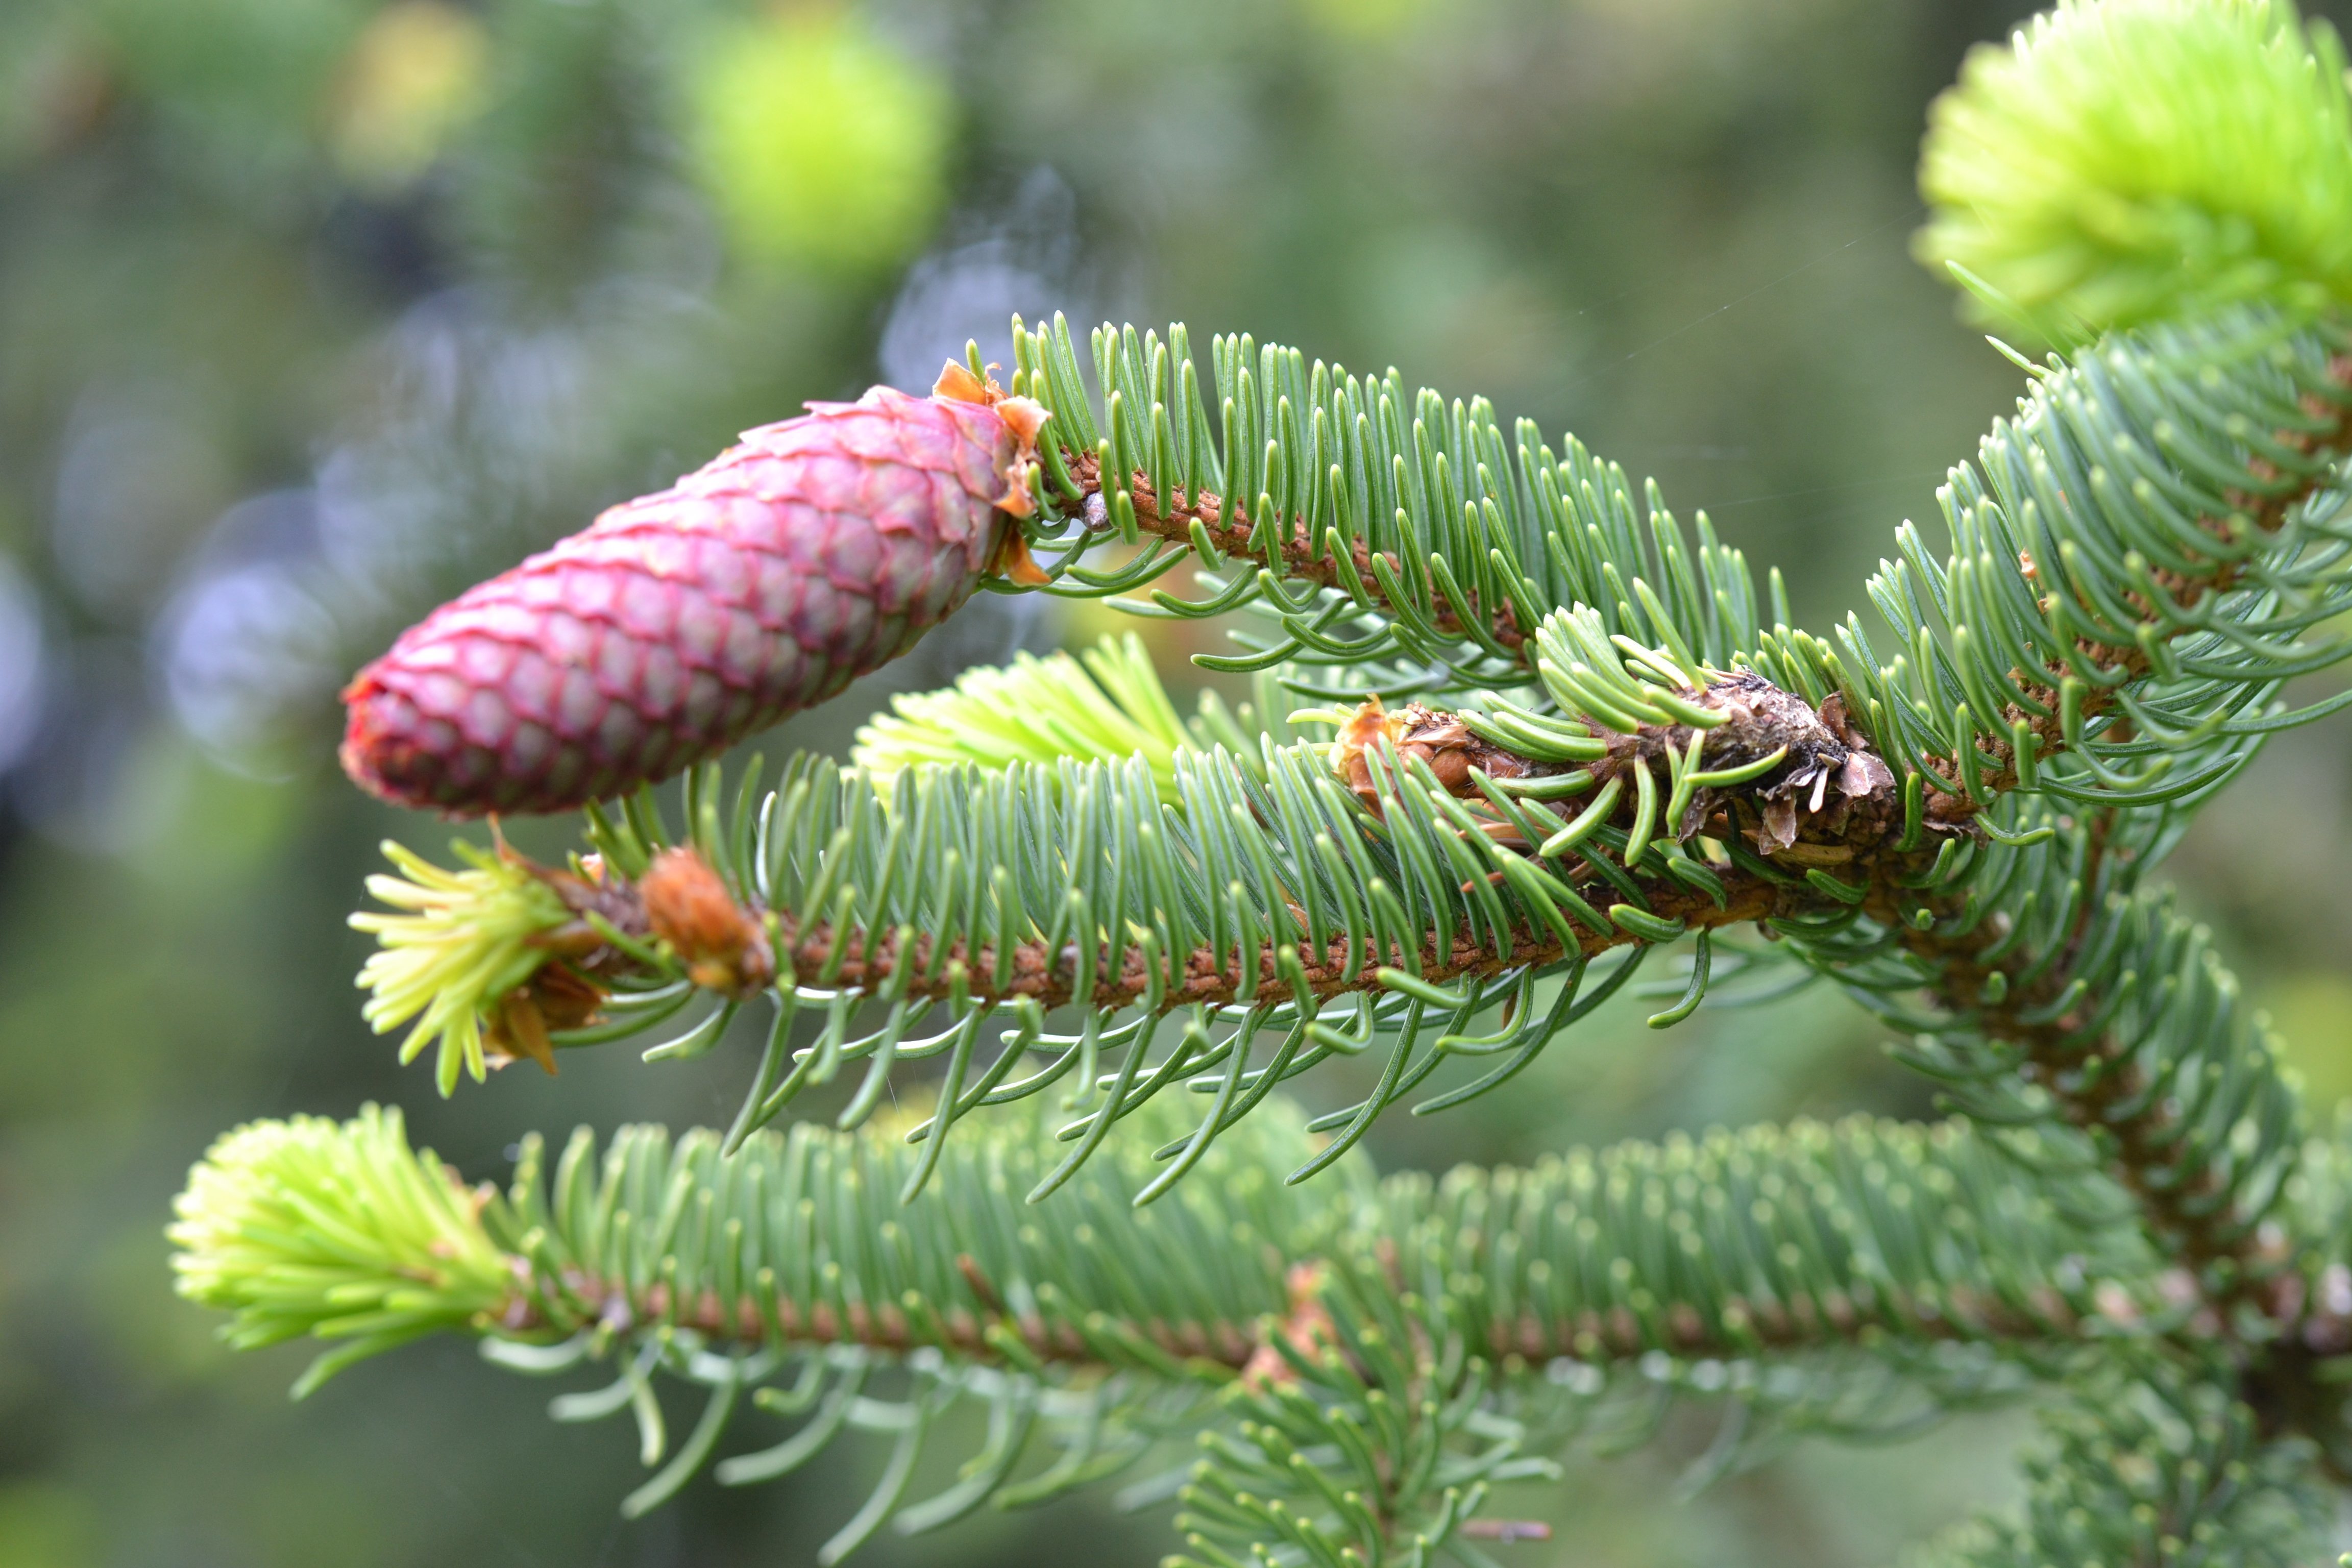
174 2 2352 1560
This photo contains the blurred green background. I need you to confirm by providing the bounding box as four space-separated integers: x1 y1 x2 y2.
4 0 2351 1562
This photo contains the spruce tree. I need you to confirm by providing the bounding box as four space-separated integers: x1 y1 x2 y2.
168 2 2352 1560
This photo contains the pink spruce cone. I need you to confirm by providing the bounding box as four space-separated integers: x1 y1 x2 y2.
340 365 1049 816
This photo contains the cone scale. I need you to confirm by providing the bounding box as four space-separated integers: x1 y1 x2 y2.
340 368 1047 817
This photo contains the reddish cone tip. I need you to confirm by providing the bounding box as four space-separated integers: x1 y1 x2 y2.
341 380 1046 817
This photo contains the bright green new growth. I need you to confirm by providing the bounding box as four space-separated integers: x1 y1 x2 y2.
168 1105 512 1396
1918 0 2352 337
182 1 2352 1561
850 633 1301 804
349 839 571 1093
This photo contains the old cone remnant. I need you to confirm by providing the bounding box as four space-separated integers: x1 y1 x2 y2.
1333 672 1897 861
340 365 1047 817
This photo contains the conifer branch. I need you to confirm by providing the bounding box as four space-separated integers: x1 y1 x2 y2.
490 1106 1318 1377
1061 448 1532 663
1734 788 2310 1352
1898 822 2296 1330
1909 340 2352 821
352 646 1963 1171
173 1096 2186 1550
493 832 1774 1023
1906 1366 2327 1568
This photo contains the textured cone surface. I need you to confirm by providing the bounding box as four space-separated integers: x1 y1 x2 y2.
342 387 1024 816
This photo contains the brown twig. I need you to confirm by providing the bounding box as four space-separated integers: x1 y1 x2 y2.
506 1267 1262 1370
